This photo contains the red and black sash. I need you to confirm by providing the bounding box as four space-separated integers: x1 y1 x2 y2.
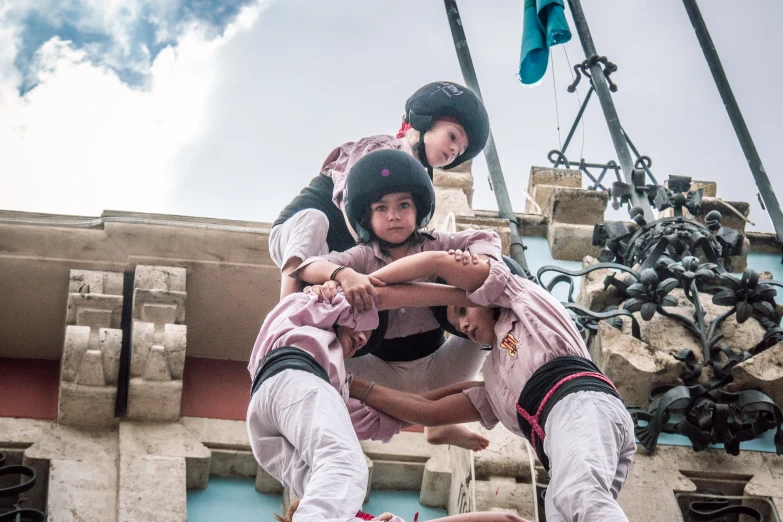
515 356 620 471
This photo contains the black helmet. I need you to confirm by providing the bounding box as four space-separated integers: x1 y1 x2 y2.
344 149 435 243
431 256 527 339
404 81 490 170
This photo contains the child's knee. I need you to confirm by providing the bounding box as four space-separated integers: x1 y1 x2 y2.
297 208 329 231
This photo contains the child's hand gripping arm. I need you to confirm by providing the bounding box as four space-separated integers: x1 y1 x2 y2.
350 376 483 427
298 260 385 313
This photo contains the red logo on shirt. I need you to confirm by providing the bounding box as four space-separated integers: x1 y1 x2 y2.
500 333 518 357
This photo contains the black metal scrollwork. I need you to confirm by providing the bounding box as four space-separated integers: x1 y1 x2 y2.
536 173 783 456
0 453 46 521
686 489 764 521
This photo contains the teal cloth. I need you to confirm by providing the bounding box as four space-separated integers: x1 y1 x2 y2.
519 0 572 85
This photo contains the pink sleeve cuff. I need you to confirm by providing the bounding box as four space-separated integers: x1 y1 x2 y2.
463 387 499 430
348 398 403 442
466 241 501 259
466 257 511 308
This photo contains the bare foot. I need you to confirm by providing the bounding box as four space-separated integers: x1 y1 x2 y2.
425 425 489 451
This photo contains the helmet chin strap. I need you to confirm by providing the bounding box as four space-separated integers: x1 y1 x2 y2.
412 141 434 180
375 237 410 250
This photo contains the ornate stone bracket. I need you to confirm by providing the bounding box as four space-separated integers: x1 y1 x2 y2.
127 266 187 422
58 269 124 429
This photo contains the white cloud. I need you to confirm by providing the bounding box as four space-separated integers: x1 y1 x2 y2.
1 0 781 236
0 1 267 217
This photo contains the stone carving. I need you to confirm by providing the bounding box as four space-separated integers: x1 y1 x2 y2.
524 167 614 262
431 162 475 230
58 269 124 428
127 265 187 422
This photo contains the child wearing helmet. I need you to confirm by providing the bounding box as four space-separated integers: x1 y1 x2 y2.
247 278 476 521
271 81 489 299
346 251 636 522
293 148 501 450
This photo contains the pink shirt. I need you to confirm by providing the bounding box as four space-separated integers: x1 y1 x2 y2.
295 229 502 339
463 258 590 437
320 135 414 207
248 292 402 441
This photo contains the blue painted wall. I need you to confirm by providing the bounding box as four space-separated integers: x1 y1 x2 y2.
187 477 282 521
187 478 448 521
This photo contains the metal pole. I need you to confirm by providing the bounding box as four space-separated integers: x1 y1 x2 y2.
682 0 783 249
443 0 532 276
114 268 134 417
566 0 655 223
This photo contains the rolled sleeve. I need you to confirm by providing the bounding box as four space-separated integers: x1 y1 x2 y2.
463 386 499 431
347 398 403 442
434 228 502 259
466 257 512 308
466 240 501 259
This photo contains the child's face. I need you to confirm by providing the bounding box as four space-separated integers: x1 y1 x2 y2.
369 192 417 244
422 119 468 168
446 305 497 345
336 326 371 359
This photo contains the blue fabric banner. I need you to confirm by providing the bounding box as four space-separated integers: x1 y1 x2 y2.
519 0 572 85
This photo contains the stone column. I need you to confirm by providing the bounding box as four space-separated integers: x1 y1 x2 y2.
525 166 609 261
431 161 475 232
117 422 210 522
23 425 118 518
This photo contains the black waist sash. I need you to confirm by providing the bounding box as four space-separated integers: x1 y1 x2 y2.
273 175 355 253
251 346 330 397
368 328 446 362
516 356 621 471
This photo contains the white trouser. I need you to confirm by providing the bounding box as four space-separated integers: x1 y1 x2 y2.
269 209 330 269
344 335 488 393
246 370 368 522
543 391 636 522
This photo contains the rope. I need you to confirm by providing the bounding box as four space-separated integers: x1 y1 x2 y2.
437 211 458 233
715 199 755 226
524 438 540 522
563 46 586 159
551 52 562 150
523 190 542 214
470 449 476 512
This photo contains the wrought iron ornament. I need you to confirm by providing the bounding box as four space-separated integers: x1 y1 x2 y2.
538 174 783 457
547 54 658 194
0 452 46 521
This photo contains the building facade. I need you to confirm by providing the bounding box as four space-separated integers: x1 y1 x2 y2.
1 164 781 521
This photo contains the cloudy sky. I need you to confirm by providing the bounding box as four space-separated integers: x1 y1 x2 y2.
1 0 782 233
